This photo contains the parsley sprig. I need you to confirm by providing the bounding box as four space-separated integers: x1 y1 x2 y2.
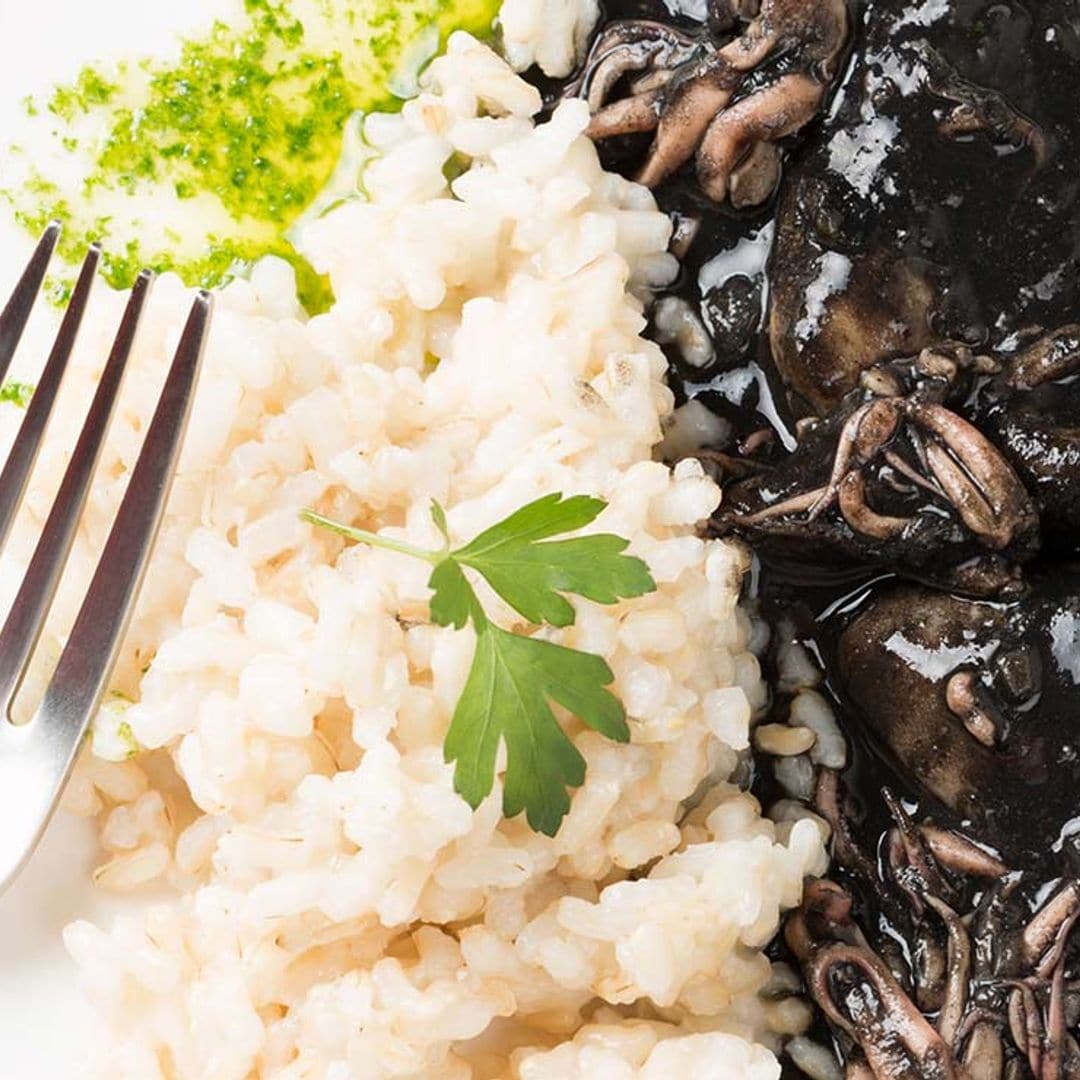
302 494 657 835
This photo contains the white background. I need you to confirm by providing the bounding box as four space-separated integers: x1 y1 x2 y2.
0 2 228 1074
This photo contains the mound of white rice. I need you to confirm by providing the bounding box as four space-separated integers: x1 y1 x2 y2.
2 30 825 1080
500 0 599 77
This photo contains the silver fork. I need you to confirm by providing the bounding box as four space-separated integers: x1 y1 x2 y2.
0 224 211 893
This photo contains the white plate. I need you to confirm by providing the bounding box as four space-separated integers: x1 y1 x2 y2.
0 3 228 1074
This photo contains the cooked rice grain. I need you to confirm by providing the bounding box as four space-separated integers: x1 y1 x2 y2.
0 32 826 1080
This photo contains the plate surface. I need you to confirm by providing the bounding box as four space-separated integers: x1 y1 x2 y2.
0 3 226 1074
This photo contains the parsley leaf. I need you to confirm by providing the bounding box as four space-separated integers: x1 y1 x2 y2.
428 558 475 630
452 494 656 627
429 498 451 546
301 492 656 835
445 624 628 835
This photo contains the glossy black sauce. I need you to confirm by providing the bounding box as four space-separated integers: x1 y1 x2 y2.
533 1 1080 1072
549 0 1080 858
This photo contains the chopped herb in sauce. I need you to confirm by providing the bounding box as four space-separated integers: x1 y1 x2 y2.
0 382 35 409
4 0 499 314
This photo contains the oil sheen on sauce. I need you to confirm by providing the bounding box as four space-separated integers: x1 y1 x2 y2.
562 0 1080 877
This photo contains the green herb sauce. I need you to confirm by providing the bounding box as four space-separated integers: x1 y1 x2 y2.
4 0 499 313
0 381 34 409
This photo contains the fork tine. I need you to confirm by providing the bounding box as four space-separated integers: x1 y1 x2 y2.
0 244 101 553
0 290 211 893
0 271 154 718
40 287 211 721
0 222 61 384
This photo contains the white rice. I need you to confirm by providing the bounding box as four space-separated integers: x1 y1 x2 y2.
1 29 825 1080
500 0 599 77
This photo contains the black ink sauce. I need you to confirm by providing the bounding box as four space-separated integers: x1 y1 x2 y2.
532 0 1080 1072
